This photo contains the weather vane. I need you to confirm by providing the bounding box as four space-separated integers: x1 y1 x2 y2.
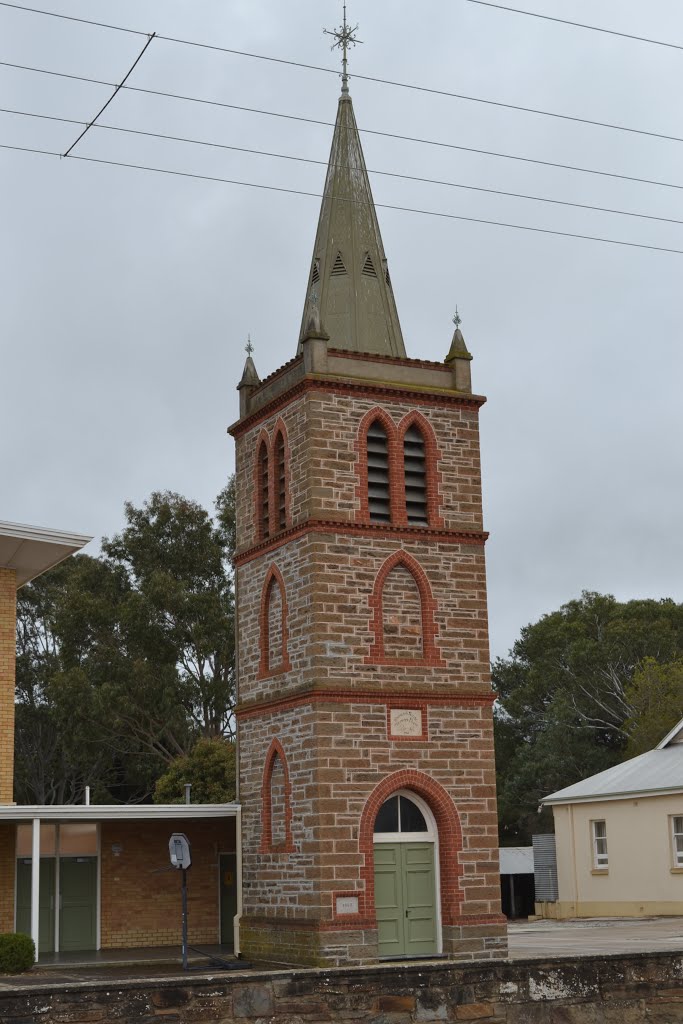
452 308 462 329
245 334 254 356
324 2 362 94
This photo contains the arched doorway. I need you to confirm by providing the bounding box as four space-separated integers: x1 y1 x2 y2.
373 790 440 958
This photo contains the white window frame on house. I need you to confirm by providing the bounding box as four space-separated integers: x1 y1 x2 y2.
671 815 683 868
591 819 608 870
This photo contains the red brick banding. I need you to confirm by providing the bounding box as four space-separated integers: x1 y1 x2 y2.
235 520 487 567
260 738 294 853
229 378 486 439
235 689 494 720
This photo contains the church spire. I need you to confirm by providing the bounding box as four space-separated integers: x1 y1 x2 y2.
298 12 406 359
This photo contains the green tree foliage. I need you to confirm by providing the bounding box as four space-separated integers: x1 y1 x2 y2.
624 657 683 757
153 738 236 804
494 591 683 843
14 485 236 804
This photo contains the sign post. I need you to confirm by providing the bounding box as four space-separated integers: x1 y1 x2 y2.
169 833 192 970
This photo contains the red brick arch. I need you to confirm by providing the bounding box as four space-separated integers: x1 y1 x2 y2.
271 418 290 534
397 410 444 528
260 737 294 853
365 550 443 666
358 770 464 925
254 429 272 543
258 564 291 678
355 407 400 524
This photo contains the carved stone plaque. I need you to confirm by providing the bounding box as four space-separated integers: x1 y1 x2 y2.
336 896 359 915
390 708 423 737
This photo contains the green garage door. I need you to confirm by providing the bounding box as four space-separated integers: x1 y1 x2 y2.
375 842 437 957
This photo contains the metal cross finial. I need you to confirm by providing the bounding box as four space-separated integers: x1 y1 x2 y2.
324 2 362 94
452 308 462 329
245 334 254 356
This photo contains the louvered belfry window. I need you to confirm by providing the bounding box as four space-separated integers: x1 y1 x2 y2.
275 432 286 531
404 425 428 525
367 420 391 523
259 442 270 539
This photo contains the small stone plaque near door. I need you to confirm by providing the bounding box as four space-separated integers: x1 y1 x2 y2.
389 708 422 738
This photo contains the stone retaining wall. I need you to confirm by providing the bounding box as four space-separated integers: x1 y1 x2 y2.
2 951 683 1023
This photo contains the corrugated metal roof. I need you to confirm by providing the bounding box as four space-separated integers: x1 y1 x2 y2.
542 745 683 805
499 847 534 874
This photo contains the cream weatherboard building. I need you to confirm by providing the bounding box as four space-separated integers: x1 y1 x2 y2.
539 718 683 919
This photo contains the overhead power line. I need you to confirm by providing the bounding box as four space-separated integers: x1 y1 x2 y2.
2 140 683 258
4 60 683 195
63 32 155 156
4 105 683 229
1 1 683 147
463 1 683 54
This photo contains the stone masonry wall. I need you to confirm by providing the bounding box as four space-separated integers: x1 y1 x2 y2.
238 697 502 964
0 567 16 805
3 952 683 1023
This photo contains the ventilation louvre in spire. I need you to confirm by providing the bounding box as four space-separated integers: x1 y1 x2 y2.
331 251 347 277
311 259 320 284
362 253 377 278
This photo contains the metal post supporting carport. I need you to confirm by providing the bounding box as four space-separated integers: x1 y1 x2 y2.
30 817 40 961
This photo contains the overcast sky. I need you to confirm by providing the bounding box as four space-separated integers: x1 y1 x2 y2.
2 0 682 659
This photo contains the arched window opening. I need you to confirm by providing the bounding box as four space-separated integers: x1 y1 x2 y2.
367 420 391 523
259 566 290 678
258 441 270 540
267 577 283 671
374 794 429 834
382 565 423 660
274 432 286 531
404 425 428 525
270 752 287 847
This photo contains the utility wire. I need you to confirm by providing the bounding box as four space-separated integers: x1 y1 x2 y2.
2 140 683 258
463 0 683 54
4 105 683 229
4 59 683 195
1 1 683 147
63 32 155 156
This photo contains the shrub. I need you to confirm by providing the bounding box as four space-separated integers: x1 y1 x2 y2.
0 933 34 974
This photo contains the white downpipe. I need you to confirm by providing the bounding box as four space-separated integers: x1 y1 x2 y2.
30 818 40 961
234 805 243 955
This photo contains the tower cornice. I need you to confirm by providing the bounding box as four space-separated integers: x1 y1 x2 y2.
229 373 485 439
234 519 488 566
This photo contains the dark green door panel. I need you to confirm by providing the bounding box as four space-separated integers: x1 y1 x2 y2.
59 857 97 952
16 859 56 954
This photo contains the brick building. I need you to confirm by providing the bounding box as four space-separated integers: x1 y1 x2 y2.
230 71 506 965
0 523 239 959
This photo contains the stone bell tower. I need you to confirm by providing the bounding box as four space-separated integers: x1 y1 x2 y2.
229 23 506 966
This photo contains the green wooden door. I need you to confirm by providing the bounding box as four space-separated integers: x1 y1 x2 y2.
59 857 97 951
16 859 56 953
220 853 237 948
375 843 437 957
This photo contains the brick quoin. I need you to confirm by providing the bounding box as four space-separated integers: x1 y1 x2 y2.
260 738 294 853
366 549 444 666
